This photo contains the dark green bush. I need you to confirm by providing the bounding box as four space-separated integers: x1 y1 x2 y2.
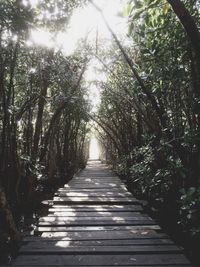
114 143 200 236
178 187 200 237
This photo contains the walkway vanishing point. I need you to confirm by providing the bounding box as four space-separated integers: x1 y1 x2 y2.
10 161 193 267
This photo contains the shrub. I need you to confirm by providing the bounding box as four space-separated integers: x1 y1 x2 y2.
178 187 200 237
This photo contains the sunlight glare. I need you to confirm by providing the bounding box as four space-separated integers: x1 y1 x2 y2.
55 241 71 248
89 136 100 160
30 29 54 48
28 0 127 54
22 0 39 7
28 0 128 110
57 0 127 56
85 59 105 111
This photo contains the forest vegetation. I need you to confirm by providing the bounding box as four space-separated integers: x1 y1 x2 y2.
0 0 200 264
96 0 200 260
0 0 90 261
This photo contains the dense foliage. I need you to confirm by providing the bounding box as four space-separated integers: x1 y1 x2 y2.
97 0 200 239
1 0 200 264
0 0 90 256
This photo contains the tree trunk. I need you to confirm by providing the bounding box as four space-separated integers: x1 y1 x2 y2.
0 185 21 241
167 0 200 96
32 74 48 161
167 0 200 184
167 0 200 54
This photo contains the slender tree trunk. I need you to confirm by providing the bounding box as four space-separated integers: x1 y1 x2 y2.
32 75 48 161
167 0 200 55
167 0 200 184
0 185 21 241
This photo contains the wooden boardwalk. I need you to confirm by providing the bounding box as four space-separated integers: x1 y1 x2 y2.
10 160 193 266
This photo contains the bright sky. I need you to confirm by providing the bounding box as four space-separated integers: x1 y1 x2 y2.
25 0 128 110
28 0 127 52
89 135 100 159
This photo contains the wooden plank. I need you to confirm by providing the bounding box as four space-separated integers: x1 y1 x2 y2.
68 182 123 186
63 187 127 190
55 192 132 197
49 204 143 212
66 185 125 189
19 244 181 254
11 254 191 266
69 180 122 183
9 161 193 267
23 237 172 244
58 188 129 192
39 215 152 222
79 175 118 177
72 177 121 181
39 229 166 239
53 196 138 202
70 180 122 184
10 265 194 267
73 174 119 177
46 200 142 206
56 191 132 196
31 229 167 240
49 209 143 213
64 184 127 189
36 225 161 232
48 212 145 217
55 195 132 199
52 201 140 206
71 180 121 183
38 221 156 227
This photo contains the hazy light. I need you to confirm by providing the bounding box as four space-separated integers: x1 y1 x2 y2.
89 136 100 159
22 0 40 7
56 241 71 248
30 29 54 48
30 0 127 55
60 0 127 55
28 0 128 109
29 67 36 74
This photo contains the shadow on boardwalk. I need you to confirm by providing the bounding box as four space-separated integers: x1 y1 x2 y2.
8 161 193 267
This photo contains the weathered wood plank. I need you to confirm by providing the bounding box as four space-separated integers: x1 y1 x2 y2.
64 184 127 189
39 229 166 239
19 244 182 254
53 196 136 201
72 177 121 181
68 183 124 187
11 254 191 266
9 161 192 267
10 265 193 267
56 192 131 197
49 204 143 212
55 192 132 197
22 238 173 245
48 211 145 217
36 225 161 232
38 221 156 227
58 188 129 192
40 215 151 221
53 197 139 204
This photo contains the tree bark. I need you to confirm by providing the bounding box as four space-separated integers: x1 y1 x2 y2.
167 0 200 96
0 185 21 241
89 0 164 127
40 63 86 161
167 0 200 56
32 72 48 161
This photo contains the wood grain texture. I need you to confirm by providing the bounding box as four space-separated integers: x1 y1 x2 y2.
9 160 192 267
